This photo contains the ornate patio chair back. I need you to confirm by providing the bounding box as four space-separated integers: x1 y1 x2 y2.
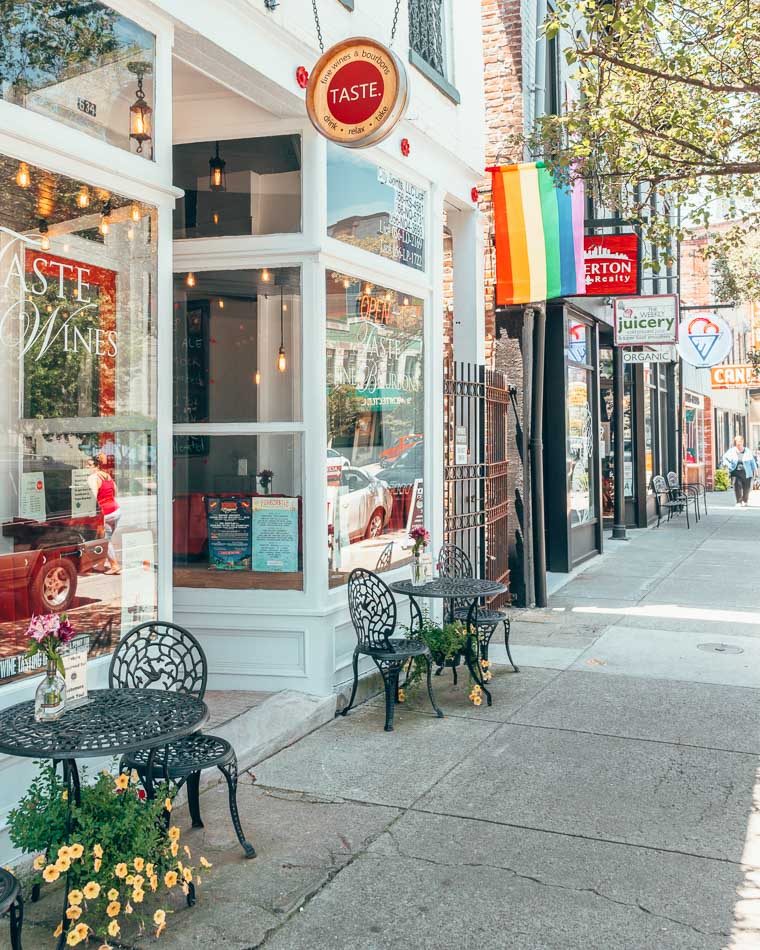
108 621 208 698
651 474 669 495
347 569 397 651
375 541 394 573
666 471 679 489
437 543 474 611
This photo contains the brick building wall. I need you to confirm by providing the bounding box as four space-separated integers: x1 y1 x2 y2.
703 395 714 489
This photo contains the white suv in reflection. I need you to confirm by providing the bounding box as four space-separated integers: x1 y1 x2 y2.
328 467 393 542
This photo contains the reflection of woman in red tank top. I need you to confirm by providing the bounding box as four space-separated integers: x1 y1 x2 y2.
86 455 121 574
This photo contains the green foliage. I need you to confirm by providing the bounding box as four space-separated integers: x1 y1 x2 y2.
521 0 760 282
403 615 469 687
713 468 730 492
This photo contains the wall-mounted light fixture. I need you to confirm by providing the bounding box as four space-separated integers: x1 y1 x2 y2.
127 61 153 154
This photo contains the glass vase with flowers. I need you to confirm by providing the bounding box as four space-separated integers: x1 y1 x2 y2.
409 526 431 586
26 614 75 722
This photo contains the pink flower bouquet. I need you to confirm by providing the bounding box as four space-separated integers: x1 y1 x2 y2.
25 613 75 675
410 526 431 556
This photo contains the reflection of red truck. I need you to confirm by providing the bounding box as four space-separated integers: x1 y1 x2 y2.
1 516 108 616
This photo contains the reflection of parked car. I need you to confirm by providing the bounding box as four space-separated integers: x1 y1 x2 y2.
330 467 393 541
377 442 424 488
327 448 351 484
0 521 108 615
380 434 422 467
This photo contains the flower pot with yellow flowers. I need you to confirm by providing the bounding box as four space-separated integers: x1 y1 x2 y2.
8 764 212 945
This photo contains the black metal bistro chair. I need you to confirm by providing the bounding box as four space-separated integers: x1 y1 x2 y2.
0 868 23 950
438 543 518 673
374 541 394 572
109 622 255 859
341 569 444 732
667 470 706 518
651 474 693 529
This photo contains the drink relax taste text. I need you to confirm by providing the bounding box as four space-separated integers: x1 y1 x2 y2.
0 246 118 360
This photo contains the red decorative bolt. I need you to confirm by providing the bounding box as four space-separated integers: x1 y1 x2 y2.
471 187 480 203
400 138 410 157
296 66 309 89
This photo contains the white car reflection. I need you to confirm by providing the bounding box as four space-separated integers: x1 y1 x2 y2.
329 467 393 542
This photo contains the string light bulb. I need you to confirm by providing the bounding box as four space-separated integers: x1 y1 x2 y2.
130 203 141 223
15 162 30 189
277 347 287 373
186 272 196 288
261 268 271 283
218 299 224 309
277 287 287 373
212 212 220 225
77 186 90 209
342 277 350 289
99 200 112 236
254 369 261 385
38 219 50 251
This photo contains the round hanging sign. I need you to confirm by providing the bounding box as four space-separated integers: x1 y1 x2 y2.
305 37 409 149
677 314 734 368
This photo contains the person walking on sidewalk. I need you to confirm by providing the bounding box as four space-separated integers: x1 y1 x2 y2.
87 454 122 572
721 435 757 507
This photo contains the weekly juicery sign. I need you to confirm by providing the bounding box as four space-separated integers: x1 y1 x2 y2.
306 37 409 148
614 295 679 346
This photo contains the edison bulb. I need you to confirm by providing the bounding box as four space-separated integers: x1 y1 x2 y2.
15 163 30 189
186 272 196 288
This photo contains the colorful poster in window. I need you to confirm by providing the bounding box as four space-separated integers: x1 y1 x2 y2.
206 497 252 570
252 497 299 573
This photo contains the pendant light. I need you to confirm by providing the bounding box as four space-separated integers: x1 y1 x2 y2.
15 162 30 189
127 62 153 154
77 185 90 209
277 287 287 373
209 141 227 192
261 268 271 283
38 219 50 251
254 369 261 385
99 200 112 236
130 202 141 223
186 272 196 288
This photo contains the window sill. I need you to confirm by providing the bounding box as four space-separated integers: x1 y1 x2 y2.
408 50 461 105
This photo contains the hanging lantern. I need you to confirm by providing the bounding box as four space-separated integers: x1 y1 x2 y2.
15 162 30 189
127 62 153 154
77 185 90 209
99 200 112 236
208 142 227 192
38 219 50 251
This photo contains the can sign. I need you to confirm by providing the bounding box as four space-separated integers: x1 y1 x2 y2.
306 37 408 149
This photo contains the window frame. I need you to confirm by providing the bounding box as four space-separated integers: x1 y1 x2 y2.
408 0 461 104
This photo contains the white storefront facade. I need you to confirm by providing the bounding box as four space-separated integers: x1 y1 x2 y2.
0 0 485 855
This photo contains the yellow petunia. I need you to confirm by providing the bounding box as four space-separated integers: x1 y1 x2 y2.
93 844 103 859
83 882 100 900
55 856 71 873
150 874 158 892
133 874 144 887
170 841 179 858
164 870 178 888
98 946 112 950
114 863 128 879
397 688 406 703
153 909 166 926
66 906 82 921
43 865 61 883
68 890 83 906
183 845 192 858
132 888 145 904
133 857 145 872
58 846 71 860
145 862 154 876
164 797 173 813
125 901 133 915
62 790 68 801
69 844 84 860
156 921 166 937
94 858 102 873
125 874 134 885
107 889 119 902
114 774 129 791
66 923 89 946
473 697 483 706
182 867 193 883
200 856 212 868
106 901 120 918
168 826 180 841
33 855 46 871
108 920 120 938
130 769 139 784
54 922 63 938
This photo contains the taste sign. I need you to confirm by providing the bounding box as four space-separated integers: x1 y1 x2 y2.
306 37 408 148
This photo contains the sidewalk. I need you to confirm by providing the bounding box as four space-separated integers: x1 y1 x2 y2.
22 492 760 949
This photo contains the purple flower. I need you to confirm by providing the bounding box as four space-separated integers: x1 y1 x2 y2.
57 616 75 644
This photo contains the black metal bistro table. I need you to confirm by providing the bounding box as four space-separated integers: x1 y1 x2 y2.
0 688 208 949
390 577 508 706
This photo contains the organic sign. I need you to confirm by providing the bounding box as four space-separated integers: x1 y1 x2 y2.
584 234 638 296
622 346 676 364
613 295 679 346
677 314 733 368
306 37 408 148
710 364 760 389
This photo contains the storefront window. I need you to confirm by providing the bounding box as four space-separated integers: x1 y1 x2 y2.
173 434 303 591
600 352 634 518
326 145 426 273
0 155 157 687
174 136 302 238
1 2 156 158
173 268 301 423
326 273 424 586
566 319 595 526
644 366 655 488
684 393 704 464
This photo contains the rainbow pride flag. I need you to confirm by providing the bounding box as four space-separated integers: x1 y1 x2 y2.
489 161 585 306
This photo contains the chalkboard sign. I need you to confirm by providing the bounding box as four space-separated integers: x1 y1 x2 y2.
174 299 209 426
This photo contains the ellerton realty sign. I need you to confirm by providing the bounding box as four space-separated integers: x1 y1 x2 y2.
583 234 638 296
614 295 679 346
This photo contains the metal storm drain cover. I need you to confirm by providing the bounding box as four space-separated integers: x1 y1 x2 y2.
697 643 744 655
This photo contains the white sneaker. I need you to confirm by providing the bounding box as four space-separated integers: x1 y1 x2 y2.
736 502 743 507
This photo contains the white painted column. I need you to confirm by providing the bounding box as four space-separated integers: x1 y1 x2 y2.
448 205 485 365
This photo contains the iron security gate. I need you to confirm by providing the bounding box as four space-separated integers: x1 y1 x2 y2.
444 362 510 605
